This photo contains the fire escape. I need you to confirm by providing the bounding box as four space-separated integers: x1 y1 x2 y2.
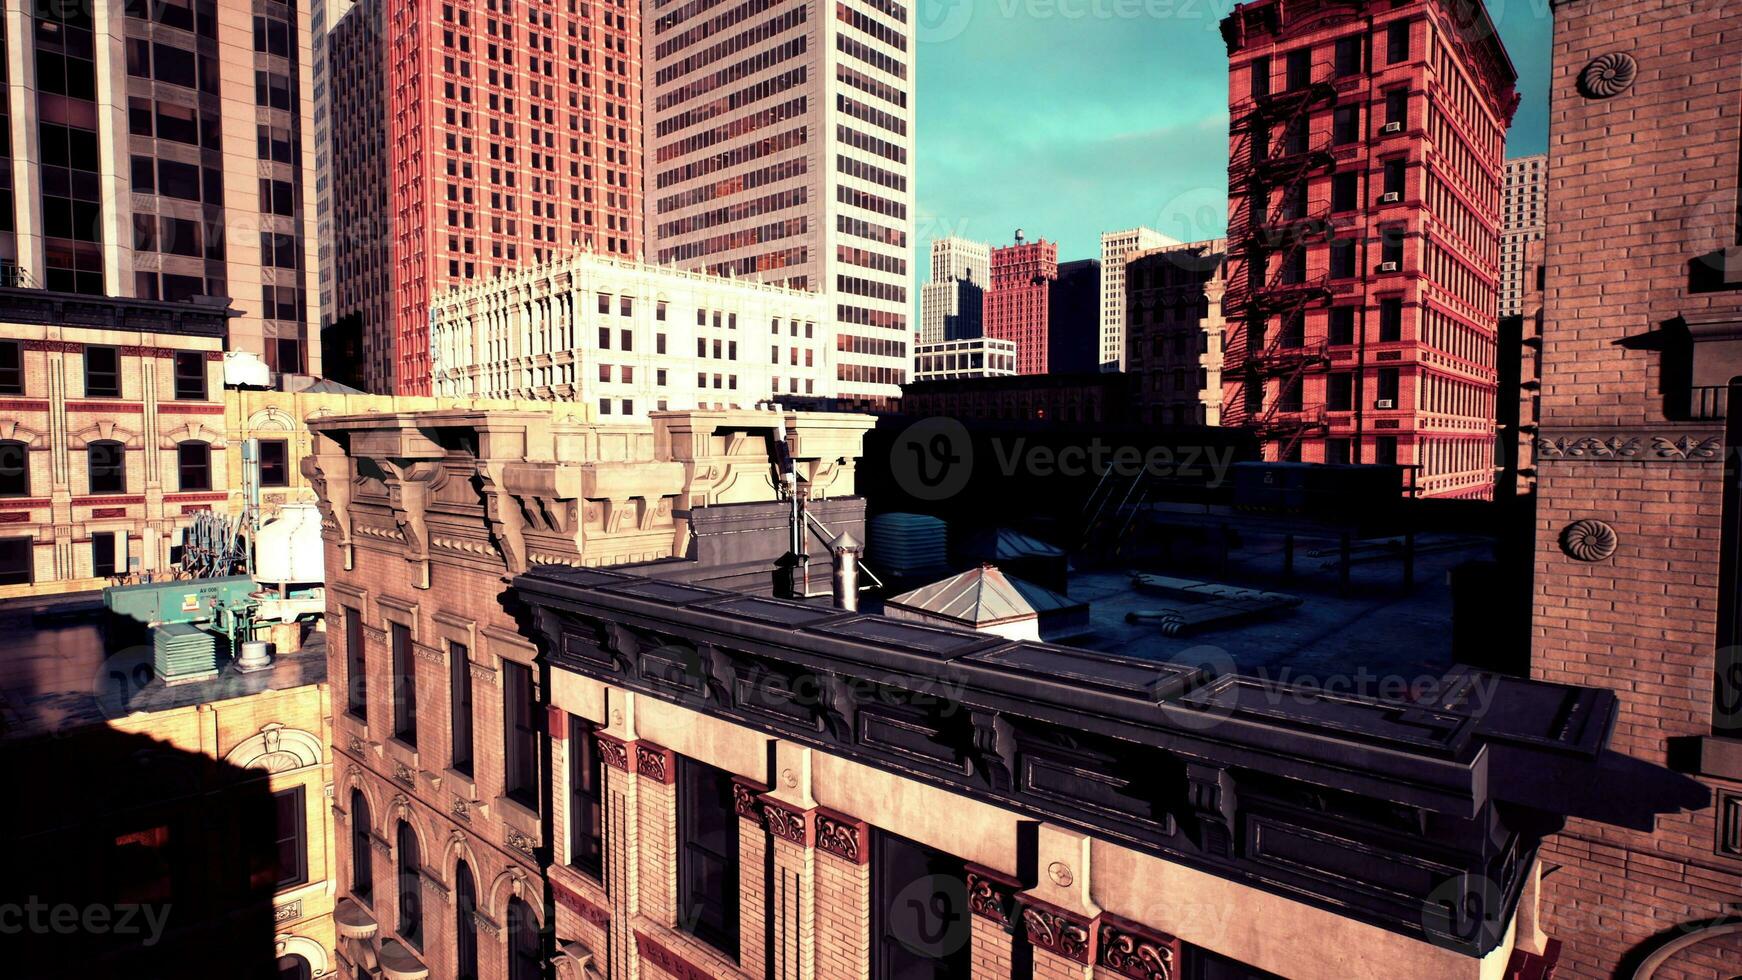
1225 76 1337 460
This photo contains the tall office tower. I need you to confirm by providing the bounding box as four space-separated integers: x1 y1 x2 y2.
1221 0 1516 498
1099 227 1174 371
1126 240 1229 426
919 236 989 345
360 0 645 396
328 0 390 391
6 0 322 376
986 233 1058 375
311 0 353 339
643 0 916 405
1048 257 1101 374
1498 153 1544 317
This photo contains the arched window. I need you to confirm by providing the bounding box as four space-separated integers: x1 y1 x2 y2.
396 821 423 949
0 440 28 497
507 896 541 980
455 860 478 980
350 790 373 906
275 954 311 980
88 440 125 494
176 440 211 491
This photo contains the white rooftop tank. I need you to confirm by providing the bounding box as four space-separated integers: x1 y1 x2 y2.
255 502 325 585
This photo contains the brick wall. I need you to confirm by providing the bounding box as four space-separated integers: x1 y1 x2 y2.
1533 0 1742 974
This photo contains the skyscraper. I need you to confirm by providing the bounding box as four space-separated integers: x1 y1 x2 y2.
987 233 1057 375
643 0 916 405
1048 257 1101 374
340 0 645 395
919 236 988 344
1221 0 1517 497
328 0 391 391
6 0 322 375
1498 153 1544 317
1099 227 1175 371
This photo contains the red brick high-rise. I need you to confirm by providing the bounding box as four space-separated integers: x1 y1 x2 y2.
986 234 1058 375
1221 0 1516 497
337 0 644 394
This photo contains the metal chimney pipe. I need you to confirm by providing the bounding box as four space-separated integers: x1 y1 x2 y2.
831 530 863 611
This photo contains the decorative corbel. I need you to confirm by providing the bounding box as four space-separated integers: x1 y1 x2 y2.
476 461 529 576
970 710 1018 792
383 459 444 589
304 451 356 570
1184 763 1237 858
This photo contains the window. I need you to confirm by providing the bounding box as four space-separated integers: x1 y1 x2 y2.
1332 172 1358 213
85 345 120 397
0 538 28 586
1334 36 1361 77
258 439 289 487
1286 49 1310 90
0 342 22 394
1379 297 1404 342
1385 88 1408 127
173 351 207 400
1329 307 1356 345
570 717 603 879
0 441 28 497
1326 439 1352 465
1386 21 1409 63
350 789 373 905
177 441 211 490
1332 106 1359 145
274 787 309 889
508 897 541 980
1329 239 1357 279
1381 226 1405 267
1281 248 1307 285
1249 56 1270 98
677 756 740 956
456 861 479 980
92 532 117 578
89 441 126 494
392 622 417 747
1375 435 1398 466
1377 367 1400 403
1327 373 1354 411
396 821 423 948
346 607 368 720
873 831 970 980
1383 158 1407 197
503 660 540 811
451 642 473 775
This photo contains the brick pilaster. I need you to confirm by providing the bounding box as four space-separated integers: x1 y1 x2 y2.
813 807 871 980
597 730 641 980
760 793 815 980
733 778 770 980
633 740 679 930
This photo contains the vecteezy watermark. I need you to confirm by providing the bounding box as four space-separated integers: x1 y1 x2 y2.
0 899 172 946
890 416 1238 502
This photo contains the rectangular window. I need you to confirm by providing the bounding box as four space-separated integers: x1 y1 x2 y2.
569 717 603 879
1329 307 1356 345
85 345 121 397
273 786 309 889
92 531 117 578
1381 227 1405 266
177 442 210 490
1377 367 1400 403
1334 36 1361 77
1329 239 1357 279
346 606 367 720
258 439 289 487
173 351 206 400
0 538 29 586
1375 435 1398 466
1385 88 1408 126
0 342 23 394
1326 373 1354 411
1386 21 1409 64
873 831 970 980
1331 172 1358 213
392 622 417 746
1383 158 1407 197
1379 297 1404 342
1281 248 1307 285
503 660 539 811
1331 105 1358 145
1326 439 1352 465
677 756 740 957
451 641 474 774
0 441 28 497
1249 56 1270 98
1286 49 1310 90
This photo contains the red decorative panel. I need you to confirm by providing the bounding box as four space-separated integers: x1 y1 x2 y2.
757 794 813 846
635 741 675 785
594 731 632 772
814 807 869 865
547 707 568 740
163 404 225 415
731 777 766 824
963 864 1022 927
0 498 50 510
164 492 228 503
0 400 50 412
1019 897 1096 964
633 931 714 980
0 513 26 524
91 507 128 518
552 879 610 929
1097 912 1183 980
73 496 144 507
67 401 144 413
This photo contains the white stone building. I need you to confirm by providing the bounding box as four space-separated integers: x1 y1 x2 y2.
919 237 991 346
1099 227 1176 371
429 255 832 419
912 337 1017 382
1499 154 1546 317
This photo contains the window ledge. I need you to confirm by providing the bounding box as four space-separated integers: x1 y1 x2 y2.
495 793 541 837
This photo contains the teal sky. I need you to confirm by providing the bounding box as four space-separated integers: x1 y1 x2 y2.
912 0 1553 274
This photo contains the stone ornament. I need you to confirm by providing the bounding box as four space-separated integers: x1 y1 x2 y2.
814 809 868 865
1021 901 1094 964
1098 916 1183 980
1047 861 1074 887
1577 52 1637 99
963 867 1020 928
1560 520 1619 562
